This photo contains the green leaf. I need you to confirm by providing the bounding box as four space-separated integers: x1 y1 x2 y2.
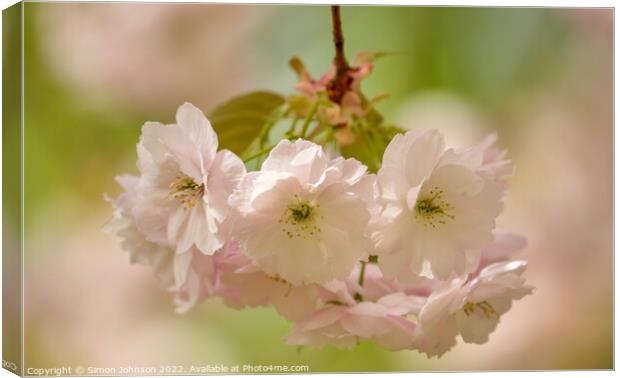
209 91 286 155
351 51 400 65
340 123 406 173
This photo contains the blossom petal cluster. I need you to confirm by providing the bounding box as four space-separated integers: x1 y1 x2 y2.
106 102 533 356
289 53 374 126
229 139 376 285
373 129 507 282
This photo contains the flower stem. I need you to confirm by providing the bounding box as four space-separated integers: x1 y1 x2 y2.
260 104 288 147
358 260 367 286
285 116 300 139
243 144 276 163
300 102 318 138
353 261 367 303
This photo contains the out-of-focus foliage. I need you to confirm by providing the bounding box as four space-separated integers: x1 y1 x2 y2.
253 7 577 118
22 5 578 219
209 91 285 155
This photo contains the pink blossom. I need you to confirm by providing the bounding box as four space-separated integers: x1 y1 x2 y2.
286 292 422 351
413 260 534 357
229 139 376 285
212 242 320 321
477 231 527 271
105 174 216 313
374 129 505 282
454 132 515 193
130 103 245 288
290 53 374 126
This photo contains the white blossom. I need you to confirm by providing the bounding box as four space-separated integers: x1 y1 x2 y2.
374 129 504 281
229 139 376 285
413 260 533 357
130 102 245 288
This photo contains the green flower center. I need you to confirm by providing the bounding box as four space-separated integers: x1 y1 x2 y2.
289 202 313 222
414 186 454 228
279 196 322 239
169 175 205 209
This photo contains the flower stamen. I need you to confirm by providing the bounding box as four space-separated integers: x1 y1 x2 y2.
169 174 205 209
290 202 313 222
414 186 455 228
463 301 499 318
278 195 322 239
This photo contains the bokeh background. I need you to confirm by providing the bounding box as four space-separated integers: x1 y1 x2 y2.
8 3 613 372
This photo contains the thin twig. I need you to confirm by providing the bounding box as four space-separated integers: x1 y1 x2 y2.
328 6 351 104
331 5 349 75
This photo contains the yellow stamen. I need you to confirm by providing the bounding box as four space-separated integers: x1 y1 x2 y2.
414 186 455 228
278 194 323 239
168 174 205 210
462 301 499 318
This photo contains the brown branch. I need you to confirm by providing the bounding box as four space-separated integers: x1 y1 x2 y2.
328 5 352 105
331 5 349 75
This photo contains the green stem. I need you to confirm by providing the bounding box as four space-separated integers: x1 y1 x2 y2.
307 123 326 140
300 102 319 139
285 116 300 139
358 260 367 286
243 144 276 163
326 300 346 306
241 104 287 159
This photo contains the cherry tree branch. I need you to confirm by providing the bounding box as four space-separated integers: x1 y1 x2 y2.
331 5 349 75
328 5 351 104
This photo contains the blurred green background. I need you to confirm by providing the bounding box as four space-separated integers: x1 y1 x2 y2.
12 3 612 371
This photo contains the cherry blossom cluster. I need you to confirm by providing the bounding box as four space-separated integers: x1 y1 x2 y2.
106 100 533 357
